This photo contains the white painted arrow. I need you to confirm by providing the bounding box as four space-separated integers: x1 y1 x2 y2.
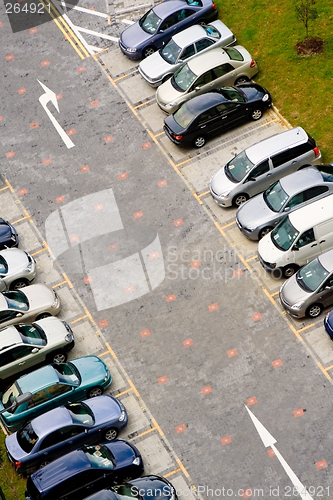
245 406 314 500
37 80 75 149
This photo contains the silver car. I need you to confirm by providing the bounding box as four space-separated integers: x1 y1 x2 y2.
236 165 333 240
0 317 74 383
280 249 333 318
0 284 61 328
156 45 258 113
139 20 236 87
0 248 36 291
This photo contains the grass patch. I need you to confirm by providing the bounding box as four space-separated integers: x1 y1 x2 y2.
215 0 333 161
0 430 26 499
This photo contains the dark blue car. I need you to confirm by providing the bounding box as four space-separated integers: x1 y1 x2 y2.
324 309 333 339
25 440 144 500
6 395 128 475
0 218 18 250
119 0 218 59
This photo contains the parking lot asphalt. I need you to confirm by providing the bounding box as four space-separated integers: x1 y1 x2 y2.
1 1 333 499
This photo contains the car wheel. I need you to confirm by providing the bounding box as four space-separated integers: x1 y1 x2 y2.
50 351 67 364
259 227 273 240
235 76 249 85
10 278 29 290
143 46 155 58
88 386 103 398
283 265 298 278
306 303 323 318
193 135 206 148
232 193 249 207
36 312 52 321
104 428 118 441
251 108 263 121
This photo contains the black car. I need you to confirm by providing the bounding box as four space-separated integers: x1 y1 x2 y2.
164 83 272 148
0 218 18 249
25 440 144 500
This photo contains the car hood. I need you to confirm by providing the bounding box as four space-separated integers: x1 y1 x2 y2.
106 440 139 466
2 248 29 273
70 356 110 387
140 51 174 80
258 233 285 263
280 274 310 305
210 167 236 195
22 284 55 309
35 317 70 345
236 193 277 228
157 78 183 104
85 395 122 425
0 223 12 244
120 22 151 50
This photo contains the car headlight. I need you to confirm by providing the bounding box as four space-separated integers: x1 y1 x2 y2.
119 410 126 422
262 94 269 102
132 457 141 465
291 301 304 310
65 333 74 343
165 102 176 109
11 234 16 242
127 48 137 53
24 262 33 272
220 191 231 198
103 371 110 382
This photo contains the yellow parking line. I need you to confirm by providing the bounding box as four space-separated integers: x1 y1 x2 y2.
5 179 14 192
297 323 314 333
246 255 257 262
164 468 182 478
271 291 279 296
317 362 331 380
238 253 251 271
0 185 10 192
105 342 117 359
288 323 303 342
134 101 151 109
63 272 73 289
151 417 164 437
221 221 236 229
262 287 276 306
31 247 47 256
147 130 158 145
114 74 130 82
71 315 88 324
174 158 191 167
23 209 33 223
128 379 140 398
95 47 109 55
154 131 165 137
214 221 226 237
191 190 203 205
198 190 210 197
115 388 133 398
83 306 94 323
324 363 333 372
52 280 67 288
136 427 156 438
260 118 277 127
176 458 189 478
12 216 29 224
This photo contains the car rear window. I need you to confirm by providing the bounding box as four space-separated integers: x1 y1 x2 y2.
173 103 195 128
84 445 115 469
17 422 39 453
204 25 221 39
0 256 8 275
224 47 244 61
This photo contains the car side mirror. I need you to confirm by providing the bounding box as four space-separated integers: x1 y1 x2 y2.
16 312 23 317
284 206 290 211
159 29 164 33
292 245 299 251
248 176 256 181
325 286 332 290
194 86 200 91
31 348 39 354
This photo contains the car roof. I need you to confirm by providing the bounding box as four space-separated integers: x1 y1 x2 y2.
319 249 333 272
187 46 230 73
279 167 322 195
0 326 22 350
32 406 73 437
186 92 226 114
246 127 309 164
153 0 190 17
288 193 333 232
18 365 58 393
173 24 207 46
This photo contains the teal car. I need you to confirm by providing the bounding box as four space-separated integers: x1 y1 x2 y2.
0 356 112 432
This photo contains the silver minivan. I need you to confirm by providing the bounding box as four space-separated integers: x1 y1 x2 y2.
280 249 333 318
210 127 321 208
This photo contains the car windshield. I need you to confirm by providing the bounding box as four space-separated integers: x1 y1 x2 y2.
17 324 47 347
66 402 95 425
264 181 289 212
17 422 39 453
224 47 244 61
84 445 115 469
224 150 254 183
173 103 195 128
160 39 182 64
218 86 245 102
172 64 197 92
2 290 29 311
271 217 299 251
53 362 80 386
204 24 220 39
139 9 161 34
296 258 330 293
0 256 8 275
112 484 140 499
2 382 20 410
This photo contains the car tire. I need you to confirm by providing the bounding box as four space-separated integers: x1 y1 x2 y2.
306 303 323 318
250 108 263 121
10 278 29 290
232 193 249 207
235 76 249 86
143 46 155 58
88 386 103 398
193 135 206 148
104 428 118 441
36 312 52 321
259 227 273 240
50 351 67 364
283 264 298 278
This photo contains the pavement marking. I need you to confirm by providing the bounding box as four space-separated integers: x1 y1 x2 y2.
198 190 210 197
288 323 304 342
74 26 119 43
238 253 251 271
317 362 331 380
214 221 226 237
260 118 278 127
176 458 190 478
136 427 157 438
151 417 164 437
63 272 73 289
71 314 89 324
31 247 47 256
114 388 133 397
262 287 276 306
122 19 135 25
11 215 29 224
0 185 10 192
297 324 315 333
164 468 182 477
154 132 165 137
246 255 258 262
23 208 33 223
221 221 236 229
52 280 67 288
128 379 140 398
271 291 279 296
114 73 131 82
105 341 117 359
174 158 191 167
191 190 203 205
57 1 109 18
6 179 14 192
134 101 152 109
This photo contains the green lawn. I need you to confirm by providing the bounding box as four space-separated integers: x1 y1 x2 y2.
0 431 26 500
215 0 333 161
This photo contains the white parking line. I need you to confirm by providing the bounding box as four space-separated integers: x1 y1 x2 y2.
76 26 119 42
59 0 109 18
122 19 135 25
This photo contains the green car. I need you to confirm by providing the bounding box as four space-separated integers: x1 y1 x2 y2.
0 356 112 432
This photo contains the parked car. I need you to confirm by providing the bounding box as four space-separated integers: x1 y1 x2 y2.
83 476 178 500
258 193 333 278
209 127 321 207
0 355 112 431
6 395 127 475
139 20 235 87
236 165 333 240
279 248 333 318
0 218 18 250
0 284 61 328
324 309 333 340
164 83 271 148
119 0 218 60
25 440 144 500
0 248 36 291
0 317 74 385
156 45 258 113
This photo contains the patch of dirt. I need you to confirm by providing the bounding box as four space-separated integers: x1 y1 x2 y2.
295 37 324 56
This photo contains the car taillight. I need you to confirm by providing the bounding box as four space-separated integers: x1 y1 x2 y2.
212 2 217 9
313 146 320 158
174 134 183 140
15 461 21 469
250 60 256 68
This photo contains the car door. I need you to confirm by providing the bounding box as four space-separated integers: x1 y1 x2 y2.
292 228 319 265
158 13 181 44
212 63 237 86
38 425 87 466
216 102 246 131
178 43 196 64
316 219 333 254
195 107 220 137
242 160 271 197
195 38 215 56
4 345 41 378
271 148 300 179
174 8 196 30
45 382 75 407
0 309 24 327
315 275 333 308
187 70 214 100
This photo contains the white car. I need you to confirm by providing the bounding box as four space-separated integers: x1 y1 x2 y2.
156 45 258 113
139 20 236 87
0 248 36 291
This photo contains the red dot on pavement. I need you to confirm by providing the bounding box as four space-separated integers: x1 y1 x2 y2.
158 180 167 187
119 173 128 180
109 244 118 251
95 204 103 211
56 196 65 203
67 129 75 136
183 339 193 347
77 66 86 72
166 294 176 302
293 408 304 417
191 261 200 268
43 158 52 166
267 449 275 457
125 285 134 293
133 211 143 219
142 142 151 149
158 376 168 384
221 436 232 445
174 219 183 227
84 276 93 284
30 122 39 129
252 313 262 321
18 88 26 95
201 386 212 395
90 100 99 107
175 424 186 433
18 188 27 196
208 303 218 312
140 329 150 337
247 397 257 406
98 319 108 328
104 135 113 143
227 349 238 357
56 94 62 100
149 252 159 259
234 269 243 277
41 60 50 67
81 165 89 172
6 54 14 61
6 151 15 158
29 27 37 34
272 359 283 368
316 460 327 470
